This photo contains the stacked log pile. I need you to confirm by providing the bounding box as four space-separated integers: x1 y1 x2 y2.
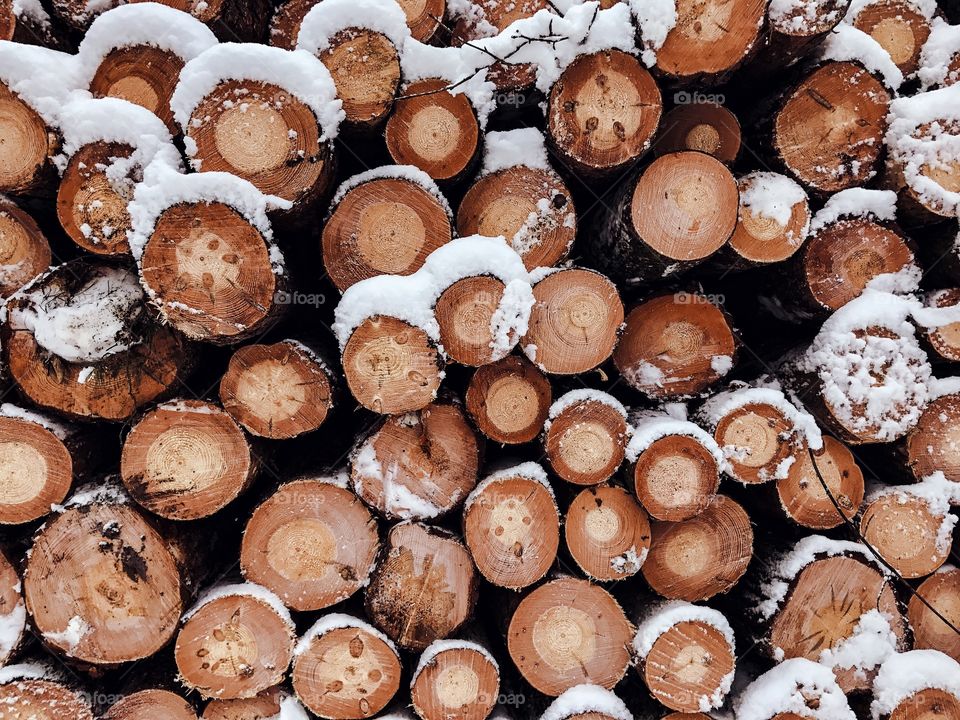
0 0 959 719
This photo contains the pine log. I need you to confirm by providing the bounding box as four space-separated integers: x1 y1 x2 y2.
4 261 191 422
219 340 335 439
521 268 623 375
0 551 25 666
365 521 478 651
341 315 444 415
564 484 651 581
463 464 559 589
269 0 318 48
589 152 739 284
457 165 575 271
633 603 735 713
757 0 850 72
175 585 295 700
907 393 960 482
129 0 271 42
772 61 890 193
314 29 402 132
56 141 134 255
613 293 736 399
544 393 628 486
24 489 185 668
723 172 811 269
860 488 951 578
847 0 933 76
203 687 306 719
776 436 864 529
0 81 58 196
322 174 452 292
397 0 444 42
546 49 661 179
241 479 380 612
0 668 94 719
103 689 198 720
734 658 854 720
766 548 907 692
0 198 50 297
410 639 500 720
653 102 741 163
540 685 631 720
923 289 960 363
435 275 511 367
351 401 480 520
642 495 753 601
506 577 633 696
292 614 402 719
908 567 960 662
121 400 256 521
183 80 334 211
878 686 960 720
465 354 551 444
385 78 480 184
138 201 286 344
654 0 766 84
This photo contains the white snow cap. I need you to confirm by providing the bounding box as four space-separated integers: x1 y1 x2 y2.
0 403 69 440
625 410 723 464
296 0 411 55
545 388 627 432
333 235 534 359
736 657 856 720
170 43 344 141
465 461 554 513
482 128 551 175
919 18 960 89
412 639 498 684
740 171 808 229
184 582 293 630
540 684 632 720
633 600 734 658
295 612 397 657
0 41 82 126
76 3 218 86
0 662 63 686
627 0 677 66
871 650 960 719
330 164 452 218
819 23 903 90
809 188 898 234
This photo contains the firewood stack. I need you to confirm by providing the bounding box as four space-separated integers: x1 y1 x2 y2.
1 0 960 718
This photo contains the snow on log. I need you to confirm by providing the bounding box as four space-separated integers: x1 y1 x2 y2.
4 260 191 421
543 389 628 486
613 292 736 399
0 664 94 719
921 289 960 363
466 354 551 444
918 16 960 89
202 687 309 719
539 684 631 720
734 657 856 720
175 583 295 700
871 650 960 720
410 639 500 720
564 484 651 581
0 551 25 666
462 462 559 589
842 0 935 77
350 400 480 521
759 0 851 71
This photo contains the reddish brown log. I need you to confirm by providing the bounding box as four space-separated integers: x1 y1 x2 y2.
908 567 960 663
202 687 301 719
860 489 950 579
0 82 58 196
848 0 933 76
544 396 628 486
410 640 500 720
907 393 960 483
0 551 25 666
129 0 271 42
104 690 198 720
465 354 551 444
654 102 741 163
269 0 319 48
776 436 864 529
725 172 810 268
0 198 50 297
0 671 93 719
565 484 651 581
924 289 960 362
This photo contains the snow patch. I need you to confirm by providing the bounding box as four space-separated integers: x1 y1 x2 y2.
481 128 550 175
871 650 960 719
541 685 632 720
296 0 411 55
819 23 903 90
295 612 396 656
735 657 855 720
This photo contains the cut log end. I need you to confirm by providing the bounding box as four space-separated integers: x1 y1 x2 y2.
241 480 379 612
642 495 753 601
545 400 628 486
774 61 890 193
633 434 720 521
729 175 810 265
0 678 94 720
323 176 452 291
175 593 294 700
860 492 949 579
104 690 198 720
396 0 444 42
351 401 479 520
522 268 624 375
0 552 24 665
777 437 864 529
465 354 551 444
122 400 254 521
140 202 280 343
0 201 51 297
57 141 134 255
269 0 317 47
186 80 332 206
436 275 507 367
292 622 402 719
925 290 960 362
463 473 559 589
850 0 931 76
908 568 960 663
565 484 651 581
365 522 477 651
319 29 400 130
202 687 286 719
411 643 500 720
547 50 661 176
614 293 735 399
655 103 741 163
887 688 960 720
25 503 183 666
0 414 73 525
0 82 54 195
507 577 632 696
907 394 960 482
89 45 185 134
386 78 479 182
714 402 802 485
641 620 735 713
220 340 333 439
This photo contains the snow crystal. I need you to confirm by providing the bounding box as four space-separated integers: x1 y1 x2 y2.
482 128 551 175
871 650 960 719
625 410 723 464
540 685 631 720
627 0 677 66
740 171 808 228
633 601 734 658
295 612 396 656
330 165 451 218
12 0 49 25
819 24 903 90
735 657 855 720
76 3 218 86
412 639 498 684
809 188 897 234
184 582 294 630
0 403 69 440
919 18 960 89
296 0 411 55
170 43 344 141
608 546 646 576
